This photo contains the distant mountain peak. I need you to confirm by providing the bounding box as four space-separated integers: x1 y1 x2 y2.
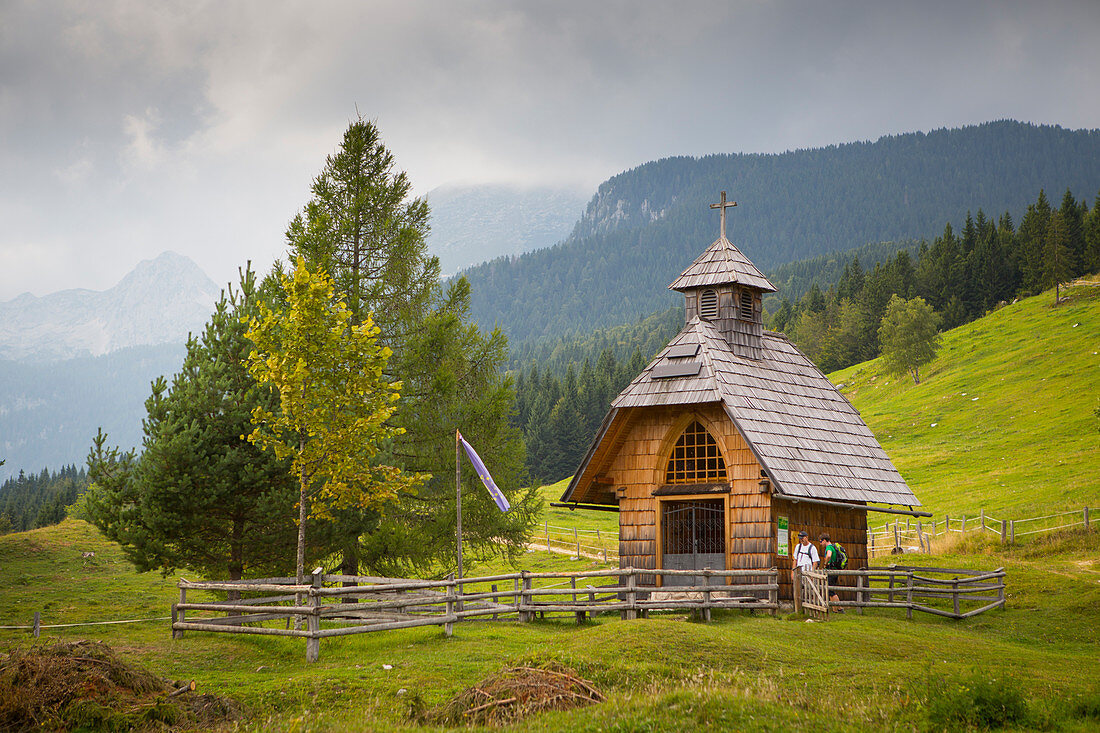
0 252 220 362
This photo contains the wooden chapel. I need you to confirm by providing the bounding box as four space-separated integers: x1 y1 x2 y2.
559 192 921 600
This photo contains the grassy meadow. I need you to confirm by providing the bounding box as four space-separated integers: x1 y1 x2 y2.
3 284 1099 730
832 281 1100 518
3 518 1100 731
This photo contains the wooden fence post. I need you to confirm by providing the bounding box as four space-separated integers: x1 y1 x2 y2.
572 577 585 624
870 532 875 558
625 569 638 621
916 522 924 552
174 585 186 639
574 527 581 556
769 568 778 617
33 611 40 639
513 576 521 618
793 566 803 614
996 568 1006 609
980 508 985 531
306 572 322 662
1010 520 1015 544
888 571 895 604
952 577 960 618
490 584 499 621
961 515 967 533
520 571 532 623
856 573 865 616
1085 506 1090 530
905 573 913 620
945 515 950 533
444 573 456 638
894 523 900 550
701 569 712 623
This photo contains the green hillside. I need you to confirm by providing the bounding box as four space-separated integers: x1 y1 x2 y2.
833 280 1100 517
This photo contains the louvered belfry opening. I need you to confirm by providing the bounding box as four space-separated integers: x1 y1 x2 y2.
665 421 727 484
738 289 754 320
699 288 718 320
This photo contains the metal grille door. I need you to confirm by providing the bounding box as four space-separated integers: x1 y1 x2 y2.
661 499 725 587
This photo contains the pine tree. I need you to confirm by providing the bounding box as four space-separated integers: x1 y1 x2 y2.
1084 191 1100 273
1042 210 1072 304
84 268 303 581
1017 190 1052 294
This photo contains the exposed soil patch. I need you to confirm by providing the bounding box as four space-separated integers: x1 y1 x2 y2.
425 662 603 726
0 639 242 731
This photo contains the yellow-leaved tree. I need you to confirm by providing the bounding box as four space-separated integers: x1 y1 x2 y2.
244 257 426 584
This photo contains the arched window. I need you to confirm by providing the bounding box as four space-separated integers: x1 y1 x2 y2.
699 289 718 320
665 421 727 484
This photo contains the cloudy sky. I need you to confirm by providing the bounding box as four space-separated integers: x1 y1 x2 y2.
2 0 1099 299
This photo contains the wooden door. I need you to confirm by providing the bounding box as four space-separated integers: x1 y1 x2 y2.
661 499 725 586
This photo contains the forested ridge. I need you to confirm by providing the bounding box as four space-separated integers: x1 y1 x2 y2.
0 465 88 534
774 188 1100 373
512 186 1100 483
464 121 1100 347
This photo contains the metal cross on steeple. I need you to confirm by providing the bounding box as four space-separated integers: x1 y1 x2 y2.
710 190 738 240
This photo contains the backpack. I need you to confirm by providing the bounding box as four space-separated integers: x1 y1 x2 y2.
827 542 848 570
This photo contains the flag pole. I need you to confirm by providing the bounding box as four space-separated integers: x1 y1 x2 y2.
455 430 463 582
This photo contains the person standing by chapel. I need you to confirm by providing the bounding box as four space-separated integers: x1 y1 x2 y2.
794 530 818 571
820 533 843 606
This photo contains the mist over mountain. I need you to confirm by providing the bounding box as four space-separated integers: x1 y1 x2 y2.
461 121 1100 345
426 183 589 276
0 252 220 480
0 251 220 362
0 344 186 482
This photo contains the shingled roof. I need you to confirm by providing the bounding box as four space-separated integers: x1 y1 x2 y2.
668 236 777 293
563 317 919 507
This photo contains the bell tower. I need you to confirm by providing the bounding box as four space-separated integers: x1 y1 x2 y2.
668 192 776 360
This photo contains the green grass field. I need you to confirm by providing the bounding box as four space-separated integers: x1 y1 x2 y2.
3 519 1100 731
3 284 1099 730
832 282 1100 519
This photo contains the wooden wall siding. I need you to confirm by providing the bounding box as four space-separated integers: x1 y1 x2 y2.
604 403 773 586
771 498 868 600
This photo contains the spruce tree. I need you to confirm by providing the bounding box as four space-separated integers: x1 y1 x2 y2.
1042 210 1072 304
84 268 304 581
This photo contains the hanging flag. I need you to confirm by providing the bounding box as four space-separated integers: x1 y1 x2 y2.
457 432 511 512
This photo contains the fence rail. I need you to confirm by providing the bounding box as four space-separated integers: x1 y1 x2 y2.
540 521 618 562
795 565 1006 620
172 567 778 661
868 505 1094 557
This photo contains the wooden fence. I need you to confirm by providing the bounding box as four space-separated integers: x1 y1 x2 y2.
868 506 1095 557
171 567 778 661
794 565 1006 620
540 522 618 562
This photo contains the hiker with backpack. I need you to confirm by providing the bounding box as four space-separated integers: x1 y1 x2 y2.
819 533 849 607
793 530 819 571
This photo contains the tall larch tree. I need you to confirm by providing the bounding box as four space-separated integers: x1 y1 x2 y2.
285 118 537 577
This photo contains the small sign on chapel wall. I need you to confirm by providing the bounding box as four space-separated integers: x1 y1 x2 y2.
777 516 789 557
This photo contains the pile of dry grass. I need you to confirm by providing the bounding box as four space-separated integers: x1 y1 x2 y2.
0 640 241 731
427 662 604 726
